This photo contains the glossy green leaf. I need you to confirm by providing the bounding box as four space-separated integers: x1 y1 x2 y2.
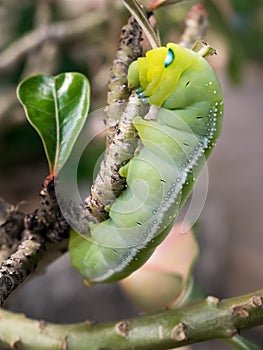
17 73 90 175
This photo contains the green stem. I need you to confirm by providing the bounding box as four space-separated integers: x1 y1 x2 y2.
197 41 217 57
1 290 263 349
227 334 263 350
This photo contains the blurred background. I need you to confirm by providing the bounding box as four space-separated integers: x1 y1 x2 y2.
0 0 263 349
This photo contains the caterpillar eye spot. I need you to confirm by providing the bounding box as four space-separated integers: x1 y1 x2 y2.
164 48 175 68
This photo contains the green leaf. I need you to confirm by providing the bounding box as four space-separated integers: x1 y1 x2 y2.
17 72 90 175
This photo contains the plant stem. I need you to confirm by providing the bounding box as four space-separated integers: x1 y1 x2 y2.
1 290 263 349
179 4 209 49
227 334 263 350
0 177 69 306
84 16 145 222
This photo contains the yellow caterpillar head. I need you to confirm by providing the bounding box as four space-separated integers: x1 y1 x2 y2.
128 43 195 106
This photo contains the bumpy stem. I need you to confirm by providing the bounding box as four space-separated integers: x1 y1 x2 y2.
105 16 143 143
0 200 24 264
0 177 69 306
84 16 145 222
84 94 148 222
0 291 263 349
0 229 44 306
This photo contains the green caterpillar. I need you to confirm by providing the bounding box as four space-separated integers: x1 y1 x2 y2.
69 43 224 284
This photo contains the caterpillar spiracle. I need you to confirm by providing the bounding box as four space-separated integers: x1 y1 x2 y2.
69 43 224 284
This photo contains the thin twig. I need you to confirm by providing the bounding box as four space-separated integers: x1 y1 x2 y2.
0 229 45 305
0 199 24 264
21 0 59 78
0 1 59 127
0 12 107 73
179 4 209 49
0 177 69 306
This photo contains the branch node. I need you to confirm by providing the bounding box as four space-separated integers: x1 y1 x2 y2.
205 295 220 306
232 306 249 318
225 328 239 338
11 339 22 349
60 336 68 350
158 325 164 339
38 320 47 332
115 321 129 337
171 322 188 342
251 295 263 308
